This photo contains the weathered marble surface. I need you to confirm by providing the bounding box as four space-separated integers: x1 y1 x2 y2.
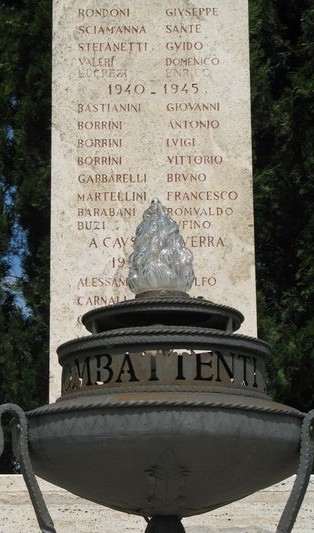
0 476 313 532
50 0 256 401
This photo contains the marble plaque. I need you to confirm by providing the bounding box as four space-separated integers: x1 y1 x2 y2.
50 0 256 400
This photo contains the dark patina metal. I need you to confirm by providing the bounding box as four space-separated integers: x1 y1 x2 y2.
0 291 313 531
145 515 185 532
0 404 56 533
8 296 309 532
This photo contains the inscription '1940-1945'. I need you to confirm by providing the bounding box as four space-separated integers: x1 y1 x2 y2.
61 350 267 396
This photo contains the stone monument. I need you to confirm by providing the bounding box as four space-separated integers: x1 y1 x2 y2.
1 4 313 533
51 0 255 400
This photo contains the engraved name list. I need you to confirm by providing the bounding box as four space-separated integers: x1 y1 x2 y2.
51 0 255 399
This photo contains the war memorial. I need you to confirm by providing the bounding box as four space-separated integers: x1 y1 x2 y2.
0 1 313 532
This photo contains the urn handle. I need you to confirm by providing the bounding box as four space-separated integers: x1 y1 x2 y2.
0 403 56 533
277 409 314 532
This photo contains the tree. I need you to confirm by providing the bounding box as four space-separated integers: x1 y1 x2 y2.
250 0 314 411
0 0 51 472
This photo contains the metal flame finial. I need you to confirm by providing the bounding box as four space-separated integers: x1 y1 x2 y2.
129 199 194 297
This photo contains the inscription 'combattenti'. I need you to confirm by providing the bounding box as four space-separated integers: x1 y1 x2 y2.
61 350 266 395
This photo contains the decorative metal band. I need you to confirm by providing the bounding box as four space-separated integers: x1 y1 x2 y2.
0 403 56 533
60 346 268 396
82 296 243 316
82 297 244 334
27 397 303 419
58 326 270 359
57 384 270 401
277 409 314 532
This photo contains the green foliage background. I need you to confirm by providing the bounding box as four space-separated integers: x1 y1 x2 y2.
0 0 51 471
250 0 314 411
0 0 313 472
